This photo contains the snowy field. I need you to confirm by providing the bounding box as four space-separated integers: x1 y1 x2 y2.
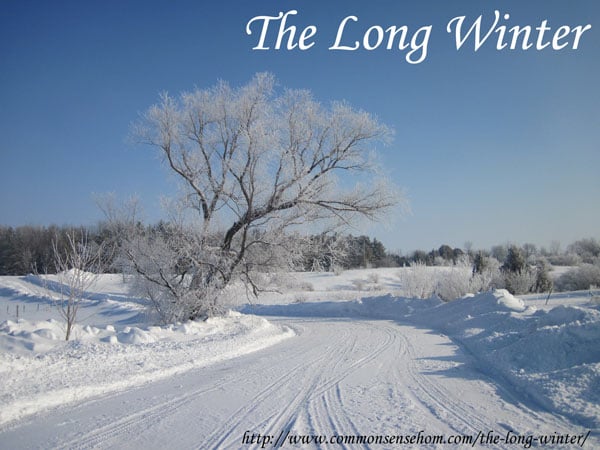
0 268 599 449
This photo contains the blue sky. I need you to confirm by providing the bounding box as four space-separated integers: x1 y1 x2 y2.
1 0 598 254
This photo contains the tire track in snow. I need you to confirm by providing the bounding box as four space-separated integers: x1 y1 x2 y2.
271 327 364 450
307 335 364 450
261 322 396 450
210 320 397 450
307 346 369 449
394 324 578 447
395 328 491 434
57 381 233 450
302 322 399 450
205 322 353 449
205 356 330 449
54 324 306 449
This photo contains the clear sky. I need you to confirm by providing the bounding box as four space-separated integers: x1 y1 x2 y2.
1 0 599 254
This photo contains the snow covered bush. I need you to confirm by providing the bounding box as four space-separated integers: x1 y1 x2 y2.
264 273 314 292
533 258 553 292
567 238 600 264
433 261 473 301
555 264 600 292
367 273 379 284
398 256 504 301
472 254 504 290
352 279 366 291
434 258 491 301
500 246 552 295
398 262 437 299
503 269 537 295
435 257 504 301
46 231 104 340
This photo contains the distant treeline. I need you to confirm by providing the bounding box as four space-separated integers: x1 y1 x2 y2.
0 225 114 275
0 224 599 276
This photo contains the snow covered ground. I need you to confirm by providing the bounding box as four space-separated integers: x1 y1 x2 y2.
0 269 599 448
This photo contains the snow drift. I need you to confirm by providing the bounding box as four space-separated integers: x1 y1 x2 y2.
0 311 293 427
416 290 600 429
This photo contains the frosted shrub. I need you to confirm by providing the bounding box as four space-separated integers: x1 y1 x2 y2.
368 273 380 284
398 262 437 299
272 274 315 292
399 257 502 301
41 231 104 340
503 269 537 295
293 294 308 303
333 266 345 276
352 279 366 291
434 257 502 301
435 263 474 301
472 256 504 291
555 264 600 292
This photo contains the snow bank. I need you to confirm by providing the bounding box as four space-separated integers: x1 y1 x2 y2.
243 294 442 319
0 312 294 427
412 290 600 429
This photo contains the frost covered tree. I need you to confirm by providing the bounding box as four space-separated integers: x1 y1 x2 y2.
303 233 349 272
490 244 508 264
119 73 400 322
568 238 600 264
50 231 103 340
534 259 553 293
501 245 539 295
502 245 526 274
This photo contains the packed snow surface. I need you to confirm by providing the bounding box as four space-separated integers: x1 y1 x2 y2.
0 269 599 448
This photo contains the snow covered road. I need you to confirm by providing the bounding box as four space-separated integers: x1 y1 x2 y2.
1 315 594 449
